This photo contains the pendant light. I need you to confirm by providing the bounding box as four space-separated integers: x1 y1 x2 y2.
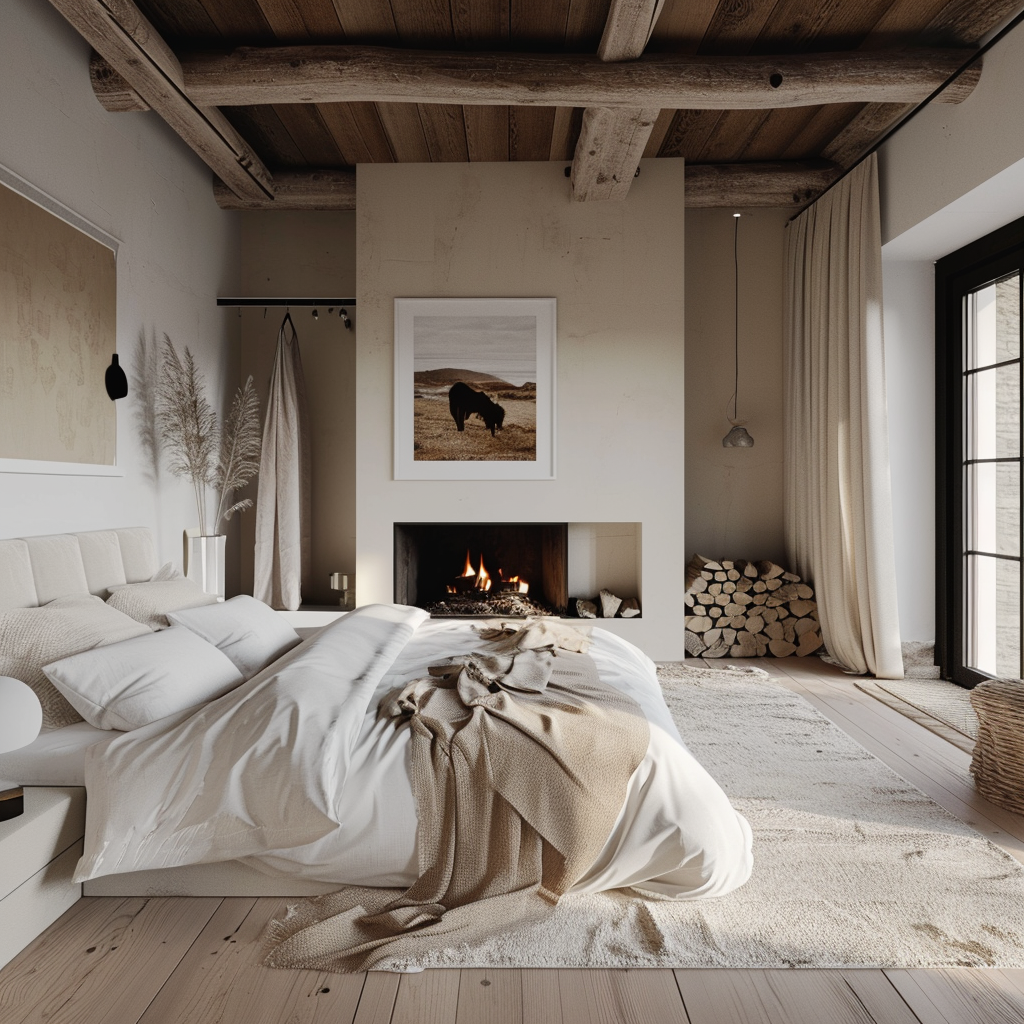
104 353 128 401
722 213 754 448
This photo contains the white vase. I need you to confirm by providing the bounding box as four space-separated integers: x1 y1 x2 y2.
186 534 226 600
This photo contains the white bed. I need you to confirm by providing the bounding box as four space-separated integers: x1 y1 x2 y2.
0 529 753 900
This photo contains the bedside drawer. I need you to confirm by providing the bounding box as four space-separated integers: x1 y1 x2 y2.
0 787 85 901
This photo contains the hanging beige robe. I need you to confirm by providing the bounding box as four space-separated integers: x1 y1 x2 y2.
254 312 311 611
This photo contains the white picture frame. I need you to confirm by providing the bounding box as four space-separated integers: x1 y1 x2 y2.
394 297 556 480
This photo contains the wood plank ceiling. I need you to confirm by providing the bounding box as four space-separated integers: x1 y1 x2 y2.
50 0 1024 208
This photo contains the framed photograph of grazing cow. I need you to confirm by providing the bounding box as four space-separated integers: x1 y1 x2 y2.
394 297 556 480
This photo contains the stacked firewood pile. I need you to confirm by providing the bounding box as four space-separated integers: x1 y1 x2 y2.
685 555 824 658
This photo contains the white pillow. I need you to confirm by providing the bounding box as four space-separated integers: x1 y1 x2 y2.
0 595 152 729
43 627 244 731
106 577 218 629
166 595 302 679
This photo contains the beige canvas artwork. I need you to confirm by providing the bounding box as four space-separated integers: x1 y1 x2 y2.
0 179 116 464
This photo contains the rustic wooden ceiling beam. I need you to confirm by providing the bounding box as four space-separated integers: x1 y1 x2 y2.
209 162 838 211
47 0 274 202
213 170 356 210
570 0 666 203
90 46 981 113
684 161 841 207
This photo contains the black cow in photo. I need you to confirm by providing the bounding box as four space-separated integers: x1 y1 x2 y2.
448 381 505 437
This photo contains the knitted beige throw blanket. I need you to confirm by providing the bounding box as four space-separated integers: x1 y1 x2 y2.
264 622 649 973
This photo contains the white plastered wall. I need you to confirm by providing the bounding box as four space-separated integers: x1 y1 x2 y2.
356 160 687 660
0 0 240 585
685 208 787 567
878 17 1024 643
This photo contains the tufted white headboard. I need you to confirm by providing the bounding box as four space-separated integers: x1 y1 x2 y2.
0 528 158 612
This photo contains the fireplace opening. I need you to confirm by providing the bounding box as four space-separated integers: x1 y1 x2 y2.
395 523 568 617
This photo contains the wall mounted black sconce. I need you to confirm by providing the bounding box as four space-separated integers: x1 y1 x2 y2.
105 353 128 401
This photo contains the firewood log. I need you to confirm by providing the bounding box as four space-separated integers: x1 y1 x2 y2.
576 599 598 619
684 630 706 655
685 555 824 662
619 597 641 618
599 589 622 618
797 630 823 656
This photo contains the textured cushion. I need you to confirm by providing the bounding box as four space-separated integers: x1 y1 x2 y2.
167 595 302 679
0 539 38 611
25 534 90 605
77 530 128 595
106 578 218 629
44 627 244 731
0 595 152 729
115 528 159 583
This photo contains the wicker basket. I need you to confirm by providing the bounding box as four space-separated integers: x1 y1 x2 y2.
969 678 1024 815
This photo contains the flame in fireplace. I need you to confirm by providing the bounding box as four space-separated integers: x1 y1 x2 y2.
477 555 492 591
447 552 529 596
498 570 530 595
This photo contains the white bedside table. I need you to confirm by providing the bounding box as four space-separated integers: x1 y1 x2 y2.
0 787 85 970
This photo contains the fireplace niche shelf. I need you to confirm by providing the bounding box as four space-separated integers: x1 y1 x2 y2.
394 522 641 619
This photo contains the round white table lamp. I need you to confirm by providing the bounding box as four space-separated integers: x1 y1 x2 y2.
0 677 42 822
0 677 43 753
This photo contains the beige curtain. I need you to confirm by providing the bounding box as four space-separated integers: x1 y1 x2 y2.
254 313 311 610
784 154 903 679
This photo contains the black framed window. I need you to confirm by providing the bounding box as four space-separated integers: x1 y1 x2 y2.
937 216 1024 687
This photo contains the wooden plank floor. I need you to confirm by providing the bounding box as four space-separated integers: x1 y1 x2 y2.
2 657 1024 1024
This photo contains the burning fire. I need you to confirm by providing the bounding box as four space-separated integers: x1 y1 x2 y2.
477 555 492 591
499 569 529 595
446 550 527 595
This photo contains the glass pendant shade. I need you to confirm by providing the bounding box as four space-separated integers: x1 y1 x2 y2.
723 214 753 448
722 425 755 448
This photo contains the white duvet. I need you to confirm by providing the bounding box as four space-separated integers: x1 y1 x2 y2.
76 605 752 899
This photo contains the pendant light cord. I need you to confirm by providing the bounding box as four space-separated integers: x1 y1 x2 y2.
732 213 740 422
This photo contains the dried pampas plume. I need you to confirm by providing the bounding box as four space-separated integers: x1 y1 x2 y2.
215 376 261 526
156 335 261 536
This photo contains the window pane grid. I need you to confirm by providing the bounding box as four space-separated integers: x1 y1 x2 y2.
962 270 1023 677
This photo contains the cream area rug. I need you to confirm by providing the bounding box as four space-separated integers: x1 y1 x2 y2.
855 678 979 754
354 662 1024 971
